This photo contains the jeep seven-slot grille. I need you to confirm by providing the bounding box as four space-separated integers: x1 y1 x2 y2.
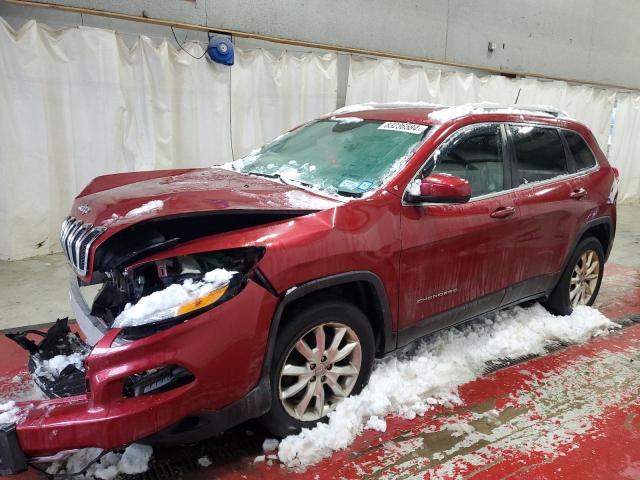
59 216 106 275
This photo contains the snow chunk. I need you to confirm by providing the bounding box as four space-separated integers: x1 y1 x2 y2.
118 444 153 475
277 304 616 467
262 438 279 453
33 351 87 381
365 415 387 432
198 456 213 468
125 200 164 218
113 268 236 328
329 116 363 124
51 444 153 479
284 190 340 210
0 401 21 424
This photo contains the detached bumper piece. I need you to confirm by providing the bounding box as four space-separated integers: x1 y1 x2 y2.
0 425 27 475
6 318 90 398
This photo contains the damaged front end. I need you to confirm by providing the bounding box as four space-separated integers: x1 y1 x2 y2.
0 214 287 474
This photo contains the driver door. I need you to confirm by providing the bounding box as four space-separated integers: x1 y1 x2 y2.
398 123 524 345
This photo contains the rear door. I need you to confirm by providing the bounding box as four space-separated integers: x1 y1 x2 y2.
506 124 578 302
398 123 524 345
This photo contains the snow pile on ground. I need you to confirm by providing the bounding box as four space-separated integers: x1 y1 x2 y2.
113 268 236 328
125 200 164 218
0 400 21 424
277 303 617 467
46 444 153 479
33 351 87 381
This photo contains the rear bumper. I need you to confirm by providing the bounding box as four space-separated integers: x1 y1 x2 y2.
10 279 278 459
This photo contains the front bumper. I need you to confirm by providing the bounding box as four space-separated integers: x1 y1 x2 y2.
4 278 278 463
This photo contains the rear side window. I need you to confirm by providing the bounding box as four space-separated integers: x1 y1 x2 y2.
564 131 597 171
509 125 568 184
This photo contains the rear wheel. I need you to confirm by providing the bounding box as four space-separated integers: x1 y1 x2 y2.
543 237 604 315
261 299 374 437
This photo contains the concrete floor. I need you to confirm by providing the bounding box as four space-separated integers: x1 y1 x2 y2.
0 204 638 331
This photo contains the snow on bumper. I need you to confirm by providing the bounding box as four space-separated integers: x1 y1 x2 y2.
13 280 277 457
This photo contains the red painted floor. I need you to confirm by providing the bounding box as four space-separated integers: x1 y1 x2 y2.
2 262 640 479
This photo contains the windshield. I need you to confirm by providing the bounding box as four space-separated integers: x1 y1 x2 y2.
228 119 430 197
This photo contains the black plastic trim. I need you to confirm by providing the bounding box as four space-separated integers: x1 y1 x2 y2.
0 424 27 476
562 216 615 267
261 271 395 379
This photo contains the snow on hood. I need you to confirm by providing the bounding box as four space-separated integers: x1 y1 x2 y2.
277 303 617 467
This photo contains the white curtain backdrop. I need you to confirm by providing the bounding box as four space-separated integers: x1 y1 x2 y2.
609 94 640 203
346 57 616 149
0 19 337 259
231 49 338 158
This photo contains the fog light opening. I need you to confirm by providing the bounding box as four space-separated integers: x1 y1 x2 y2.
123 365 195 397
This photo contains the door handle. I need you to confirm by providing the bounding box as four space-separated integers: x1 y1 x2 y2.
570 188 588 200
490 206 516 219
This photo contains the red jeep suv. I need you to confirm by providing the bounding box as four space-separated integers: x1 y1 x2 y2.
1 104 617 474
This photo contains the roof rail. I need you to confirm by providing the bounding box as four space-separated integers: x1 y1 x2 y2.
462 103 570 118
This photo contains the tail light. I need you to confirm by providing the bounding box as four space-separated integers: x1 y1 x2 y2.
613 167 620 181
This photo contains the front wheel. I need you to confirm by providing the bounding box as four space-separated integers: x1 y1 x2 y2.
261 299 374 438
543 236 604 315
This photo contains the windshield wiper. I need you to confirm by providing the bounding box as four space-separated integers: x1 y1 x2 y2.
245 171 281 179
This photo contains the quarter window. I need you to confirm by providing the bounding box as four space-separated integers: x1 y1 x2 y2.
430 124 504 198
564 131 597 171
509 125 568 184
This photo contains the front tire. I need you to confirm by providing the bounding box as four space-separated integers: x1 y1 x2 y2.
261 299 374 438
543 236 604 315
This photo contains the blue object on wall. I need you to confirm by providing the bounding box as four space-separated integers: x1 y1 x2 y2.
207 35 234 65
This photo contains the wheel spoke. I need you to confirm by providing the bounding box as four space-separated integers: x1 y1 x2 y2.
295 381 316 417
295 338 315 362
325 327 347 362
313 377 325 416
570 286 580 300
325 373 347 397
570 277 580 285
332 342 358 363
281 364 309 376
330 364 358 377
587 261 599 275
314 325 326 355
281 377 311 400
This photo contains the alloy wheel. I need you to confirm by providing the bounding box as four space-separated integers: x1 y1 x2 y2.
569 249 600 307
278 322 362 421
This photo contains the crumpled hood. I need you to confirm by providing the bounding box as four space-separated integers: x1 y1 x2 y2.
71 167 343 230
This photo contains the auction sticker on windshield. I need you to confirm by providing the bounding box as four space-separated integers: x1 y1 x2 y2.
378 122 428 135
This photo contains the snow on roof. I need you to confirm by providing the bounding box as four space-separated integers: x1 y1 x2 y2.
332 102 572 122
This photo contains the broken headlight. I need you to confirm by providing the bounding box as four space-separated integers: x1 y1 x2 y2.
92 247 265 339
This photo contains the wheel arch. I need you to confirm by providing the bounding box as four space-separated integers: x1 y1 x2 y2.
260 271 395 380
562 216 614 275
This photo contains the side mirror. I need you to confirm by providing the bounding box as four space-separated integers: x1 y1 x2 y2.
405 173 472 204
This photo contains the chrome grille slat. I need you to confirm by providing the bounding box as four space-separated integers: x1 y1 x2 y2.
59 216 106 275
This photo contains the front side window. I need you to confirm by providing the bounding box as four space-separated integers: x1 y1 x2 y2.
510 125 568 184
228 119 430 197
430 124 505 198
564 131 597 171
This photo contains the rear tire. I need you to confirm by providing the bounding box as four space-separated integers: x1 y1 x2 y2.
261 299 374 438
543 236 604 315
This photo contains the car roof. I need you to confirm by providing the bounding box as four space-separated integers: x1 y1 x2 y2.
330 102 576 127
